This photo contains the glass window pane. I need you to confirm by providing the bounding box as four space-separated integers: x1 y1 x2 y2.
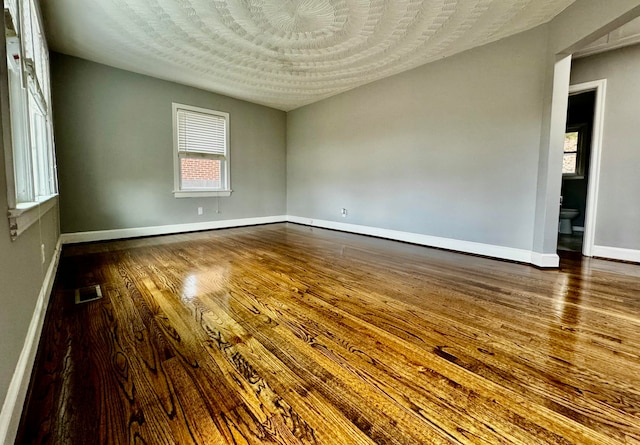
180 158 222 190
5 0 57 208
8 54 33 203
563 153 577 174
564 131 578 154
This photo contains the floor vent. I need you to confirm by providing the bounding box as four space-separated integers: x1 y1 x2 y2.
75 285 103 304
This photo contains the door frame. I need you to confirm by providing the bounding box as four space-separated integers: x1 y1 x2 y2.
567 79 606 257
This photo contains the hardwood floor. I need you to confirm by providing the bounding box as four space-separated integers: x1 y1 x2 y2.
16 223 640 444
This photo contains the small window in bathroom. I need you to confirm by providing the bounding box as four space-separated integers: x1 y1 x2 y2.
562 125 586 177
563 131 579 174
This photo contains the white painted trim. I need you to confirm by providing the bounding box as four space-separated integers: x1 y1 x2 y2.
533 55 572 258
572 226 585 233
60 215 287 244
530 252 561 268
0 237 62 445
569 79 606 257
592 245 640 263
59 214 561 268
173 190 231 198
8 195 58 240
286 216 558 268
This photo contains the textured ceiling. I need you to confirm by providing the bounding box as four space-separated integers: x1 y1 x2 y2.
42 0 575 111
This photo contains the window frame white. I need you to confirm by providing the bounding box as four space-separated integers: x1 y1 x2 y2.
2 0 58 240
172 102 231 198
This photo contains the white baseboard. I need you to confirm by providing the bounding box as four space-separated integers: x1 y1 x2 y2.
60 215 287 244
530 252 560 268
286 216 558 267
572 226 585 233
592 245 640 263
0 238 62 445
60 214 561 268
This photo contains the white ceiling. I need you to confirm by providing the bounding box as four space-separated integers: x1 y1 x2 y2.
42 0 575 111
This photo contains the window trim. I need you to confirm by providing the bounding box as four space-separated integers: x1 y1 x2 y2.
562 124 588 180
2 0 59 239
172 102 232 198
8 193 57 239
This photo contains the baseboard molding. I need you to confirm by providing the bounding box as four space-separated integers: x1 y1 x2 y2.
592 245 640 263
530 252 561 268
286 216 558 267
0 238 62 445
59 214 561 268
572 226 585 233
60 215 287 244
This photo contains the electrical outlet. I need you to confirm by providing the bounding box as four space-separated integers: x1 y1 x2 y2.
341 208 348 217
197 207 203 216
40 244 45 264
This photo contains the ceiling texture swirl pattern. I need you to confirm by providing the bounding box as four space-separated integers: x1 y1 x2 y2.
42 0 575 110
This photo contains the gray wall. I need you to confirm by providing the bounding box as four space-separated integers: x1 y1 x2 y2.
571 44 640 250
287 27 548 251
0 5 60 429
0 137 60 427
51 53 287 234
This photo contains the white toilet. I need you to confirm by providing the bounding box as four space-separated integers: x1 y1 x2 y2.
559 208 579 234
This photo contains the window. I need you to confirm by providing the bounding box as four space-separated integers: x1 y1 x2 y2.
562 125 586 177
562 131 579 174
172 103 231 197
3 0 58 239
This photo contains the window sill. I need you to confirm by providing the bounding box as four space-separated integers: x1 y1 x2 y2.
8 194 58 240
173 190 232 198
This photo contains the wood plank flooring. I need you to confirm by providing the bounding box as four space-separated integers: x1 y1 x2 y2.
16 223 640 444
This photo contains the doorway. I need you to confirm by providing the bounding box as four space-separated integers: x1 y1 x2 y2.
558 91 594 252
557 80 606 256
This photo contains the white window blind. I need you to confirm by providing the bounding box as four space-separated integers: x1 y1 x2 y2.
172 103 231 197
176 108 227 158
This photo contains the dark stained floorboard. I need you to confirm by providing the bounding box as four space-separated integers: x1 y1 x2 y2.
16 223 640 444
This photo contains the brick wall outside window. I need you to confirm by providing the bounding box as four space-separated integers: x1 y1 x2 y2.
180 158 221 189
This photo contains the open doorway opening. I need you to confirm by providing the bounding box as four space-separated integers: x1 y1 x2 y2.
557 79 606 257
558 90 595 252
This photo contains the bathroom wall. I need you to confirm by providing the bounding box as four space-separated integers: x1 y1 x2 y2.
561 91 595 228
570 43 640 251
